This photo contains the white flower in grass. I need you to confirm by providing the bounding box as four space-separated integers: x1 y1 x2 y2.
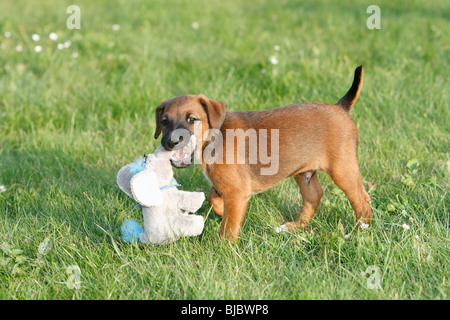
401 209 407 217
191 21 200 29
49 32 58 41
63 40 72 48
402 223 410 230
112 24 120 31
32 34 40 41
72 52 78 58
269 56 279 65
4 31 11 38
360 223 369 230
274 45 280 51
15 45 23 52
275 224 288 233
0 185 6 192
344 234 351 239
57 43 64 50
34 45 43 53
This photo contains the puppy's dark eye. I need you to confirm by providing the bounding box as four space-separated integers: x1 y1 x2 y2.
187 116 197 124
161 119 169 126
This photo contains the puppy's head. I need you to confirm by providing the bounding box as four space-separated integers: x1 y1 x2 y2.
154 94 226 168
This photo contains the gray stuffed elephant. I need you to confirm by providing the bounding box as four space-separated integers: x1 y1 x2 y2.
117 145 205 245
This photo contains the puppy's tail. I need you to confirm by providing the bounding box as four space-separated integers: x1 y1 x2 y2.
336 65 364 112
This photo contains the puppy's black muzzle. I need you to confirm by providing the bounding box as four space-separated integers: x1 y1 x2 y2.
161 125 192 151
161 126 195 169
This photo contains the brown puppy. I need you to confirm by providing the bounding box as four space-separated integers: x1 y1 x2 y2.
154 66 371 242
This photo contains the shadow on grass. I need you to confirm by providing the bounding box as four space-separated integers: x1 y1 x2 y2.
0 148 127 244
0 147 224 247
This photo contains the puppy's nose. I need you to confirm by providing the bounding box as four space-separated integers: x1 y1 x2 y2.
167 139 179 149
167 135 184 149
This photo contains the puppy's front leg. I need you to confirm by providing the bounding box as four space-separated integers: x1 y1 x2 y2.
220 191 251 242
208 188 224 218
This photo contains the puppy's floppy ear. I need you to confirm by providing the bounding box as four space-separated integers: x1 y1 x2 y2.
198 94 226 130
154 100 167 139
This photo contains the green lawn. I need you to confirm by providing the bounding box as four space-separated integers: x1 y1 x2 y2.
0 0 448 299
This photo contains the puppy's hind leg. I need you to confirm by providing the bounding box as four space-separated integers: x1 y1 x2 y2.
278 172 323 232
328 161 371 228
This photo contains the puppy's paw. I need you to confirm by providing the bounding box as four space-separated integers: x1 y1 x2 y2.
276 221 303 233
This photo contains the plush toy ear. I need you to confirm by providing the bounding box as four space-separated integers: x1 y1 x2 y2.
130 170 164 207
117 164 135 199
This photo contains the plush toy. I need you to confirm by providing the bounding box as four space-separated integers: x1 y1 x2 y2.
117 145 205 245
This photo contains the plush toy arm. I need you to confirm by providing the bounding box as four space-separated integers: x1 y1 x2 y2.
173 214 204 237
177 190 205 213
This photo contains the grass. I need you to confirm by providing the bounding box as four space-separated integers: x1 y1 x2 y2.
0 0 448 299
